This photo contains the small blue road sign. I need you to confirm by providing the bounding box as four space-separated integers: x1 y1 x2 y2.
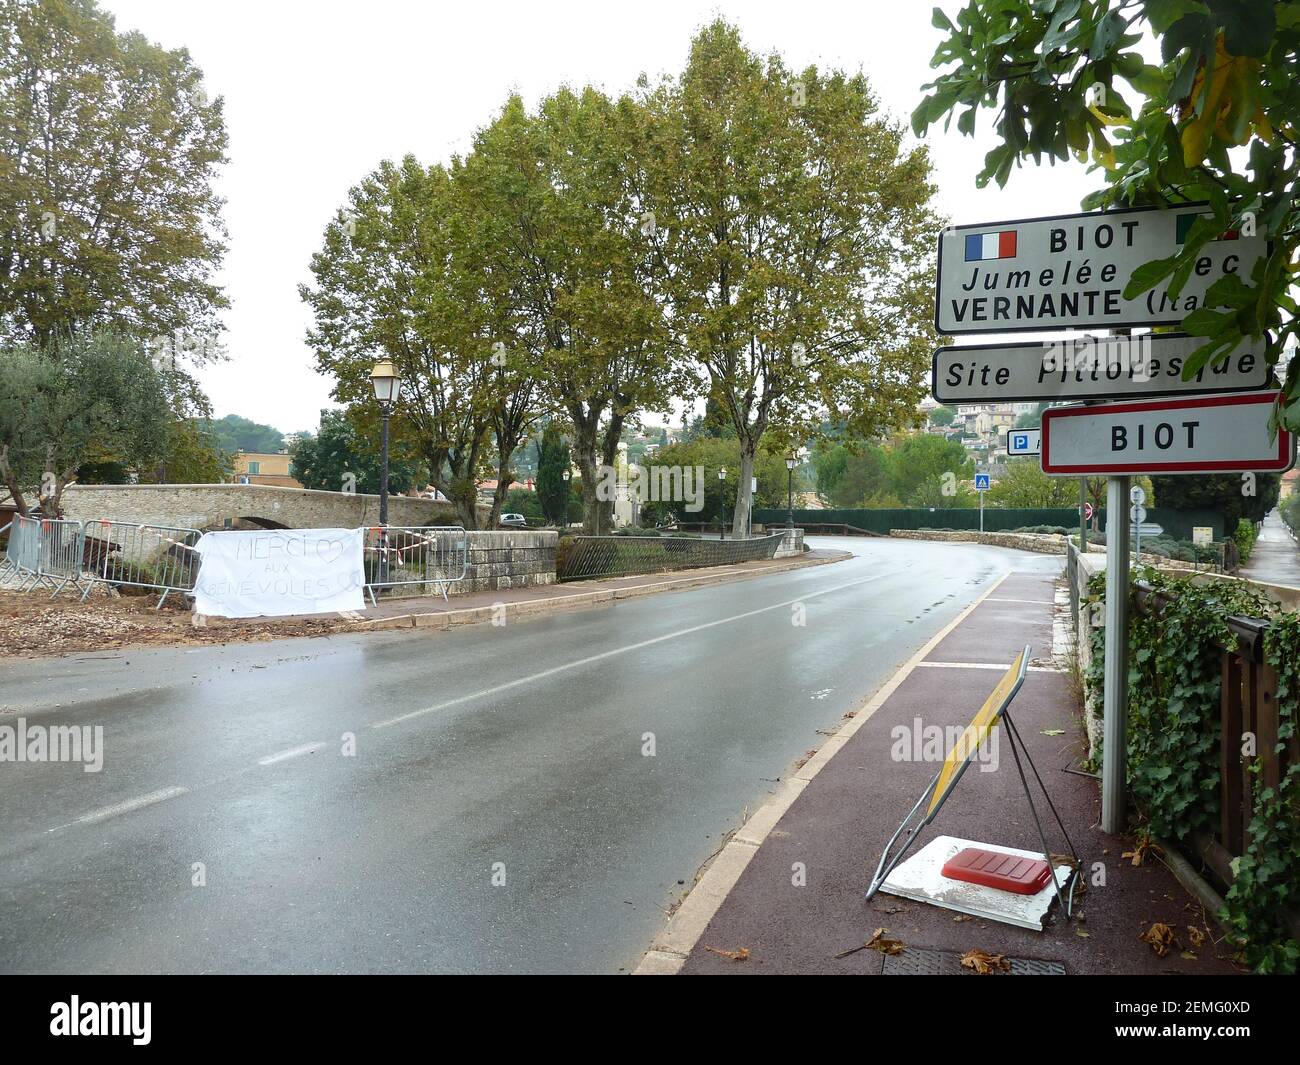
1006 427 1041 456
975 473 991 491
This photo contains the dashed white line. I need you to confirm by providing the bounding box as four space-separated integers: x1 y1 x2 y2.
372 572 892 729
257 741 327 766
52 786 190 831
917 660 1064 673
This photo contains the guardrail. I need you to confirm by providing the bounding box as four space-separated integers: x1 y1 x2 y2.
363 525 467 604
558 532 784 582
78 519 203 609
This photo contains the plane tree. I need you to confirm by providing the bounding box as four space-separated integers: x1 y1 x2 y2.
459 90 683 533
0 0 228 348
301 158 500 529
641 21 943 535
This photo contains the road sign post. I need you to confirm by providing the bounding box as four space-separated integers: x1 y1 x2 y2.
1130 486 1147 562
975 472 991 532
1079 480 1087 555
1102 476 1130 835
934 206 1280 842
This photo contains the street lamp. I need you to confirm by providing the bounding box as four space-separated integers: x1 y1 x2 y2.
719 466 727 541
786 454 798 528
369 358 402 586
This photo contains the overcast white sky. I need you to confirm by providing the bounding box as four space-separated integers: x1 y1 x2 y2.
102 0 1100 434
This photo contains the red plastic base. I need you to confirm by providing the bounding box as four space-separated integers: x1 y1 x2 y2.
940 847 1053 895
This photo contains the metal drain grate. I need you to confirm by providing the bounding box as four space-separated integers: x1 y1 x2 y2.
881 947 1066 975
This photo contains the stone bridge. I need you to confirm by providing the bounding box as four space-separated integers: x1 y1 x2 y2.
60 483 468 533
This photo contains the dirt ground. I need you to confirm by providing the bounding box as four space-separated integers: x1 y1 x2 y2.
0 588 354 657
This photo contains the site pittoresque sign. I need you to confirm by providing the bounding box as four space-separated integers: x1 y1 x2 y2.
1040 392 1295 477
936 205 1267 335
933 332 1272 404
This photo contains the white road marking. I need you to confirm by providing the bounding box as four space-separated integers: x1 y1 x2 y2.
984 597 1051 604
372 572 893 729
918 661 1064 673
257 741 327 766
52 786 190 831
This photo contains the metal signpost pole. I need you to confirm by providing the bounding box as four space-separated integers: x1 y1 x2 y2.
1102 475 1130 833
1079 479 1087 555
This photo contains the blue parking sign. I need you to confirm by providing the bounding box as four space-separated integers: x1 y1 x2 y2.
1006 427 1041 456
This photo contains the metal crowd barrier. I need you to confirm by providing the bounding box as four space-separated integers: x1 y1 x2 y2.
35 518 86 596
2 514 43 587
363 525 467 604
2 514 75 594
78 519 203 609
558 532 785 581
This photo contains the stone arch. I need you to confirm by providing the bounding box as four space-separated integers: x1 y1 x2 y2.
237 515 290 530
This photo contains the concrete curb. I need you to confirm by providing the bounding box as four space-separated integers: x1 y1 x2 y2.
1154 836 1228 927
631 569 1012 975
358 551 851 633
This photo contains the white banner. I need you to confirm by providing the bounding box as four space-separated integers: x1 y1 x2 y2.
192 528 365 618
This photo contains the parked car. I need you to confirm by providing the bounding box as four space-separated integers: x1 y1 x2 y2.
499 513 528 528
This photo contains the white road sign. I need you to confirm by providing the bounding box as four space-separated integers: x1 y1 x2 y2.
1130 485 1146 506
936 205 1267 335
1006 428 1040 456
1041 392 1295 476
931 333 1271 403
1130 504 1147 524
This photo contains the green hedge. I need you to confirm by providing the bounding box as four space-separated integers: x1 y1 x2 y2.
1083 570 1300 973
755 506 1223 540
753 507 1083 533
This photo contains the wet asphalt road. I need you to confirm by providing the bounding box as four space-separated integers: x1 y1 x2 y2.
0 537 1059 973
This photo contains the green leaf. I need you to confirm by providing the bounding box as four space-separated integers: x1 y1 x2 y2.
1122 255 1178 298
1207 0 1277 56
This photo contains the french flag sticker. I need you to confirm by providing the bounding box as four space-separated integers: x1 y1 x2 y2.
963 230 1017 261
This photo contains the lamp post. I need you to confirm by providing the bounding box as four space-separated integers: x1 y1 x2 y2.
785 454 797 528
719 467 727 541
369 358 402 587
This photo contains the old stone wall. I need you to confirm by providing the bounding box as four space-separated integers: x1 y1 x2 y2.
454 531 557 595
888 529 1069 555
60 483 465 531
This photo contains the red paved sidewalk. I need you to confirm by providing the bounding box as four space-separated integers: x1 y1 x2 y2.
671 564 1241 975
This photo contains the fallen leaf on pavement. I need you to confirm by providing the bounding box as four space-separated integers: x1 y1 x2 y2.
1121 836 1163 867
953 914 972 922
834 927 905 960
704 946 750 962
1075 929 1091 938
865 928 905 955
960 949 1011 975
1138 922 1178 957
1187 926 1207 948
1181 951 1198 960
